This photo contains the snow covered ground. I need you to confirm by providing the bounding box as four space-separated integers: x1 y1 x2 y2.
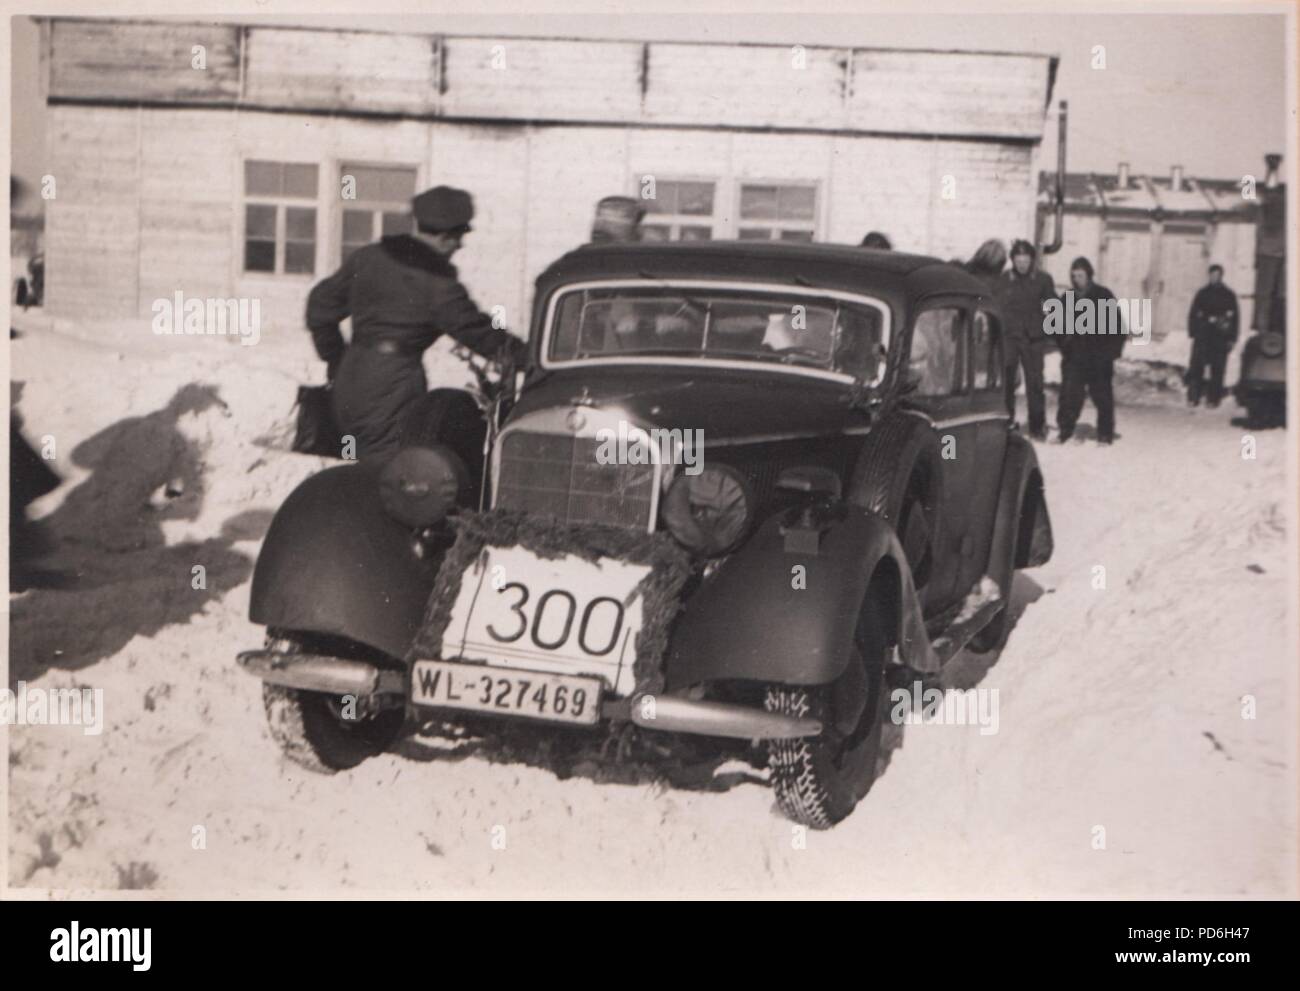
6 311 1295 896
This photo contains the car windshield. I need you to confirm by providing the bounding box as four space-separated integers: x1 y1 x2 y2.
546 284 889 383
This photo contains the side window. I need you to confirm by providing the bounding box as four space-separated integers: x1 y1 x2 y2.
339 164 418 262
736 183 817 241
640 180 717 241
243 160 319 275
972 310 1003 390
908 307 965 397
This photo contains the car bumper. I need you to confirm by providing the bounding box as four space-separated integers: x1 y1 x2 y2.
1234 377 1286 401
237 649 823 741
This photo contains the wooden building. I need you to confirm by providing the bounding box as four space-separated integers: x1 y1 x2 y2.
38 17 1058 333
1036 163 1262 340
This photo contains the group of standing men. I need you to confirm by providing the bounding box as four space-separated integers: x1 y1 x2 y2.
962 239 1239 443
963 239 1125 444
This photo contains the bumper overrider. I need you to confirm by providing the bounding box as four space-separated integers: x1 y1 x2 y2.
239 509 823 741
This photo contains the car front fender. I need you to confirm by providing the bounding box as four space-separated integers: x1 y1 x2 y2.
249 462 440 660
664 506 938 690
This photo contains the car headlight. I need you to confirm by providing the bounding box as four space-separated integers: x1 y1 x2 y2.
378 444 468 528
660 464 753 555
1259 332 1285 358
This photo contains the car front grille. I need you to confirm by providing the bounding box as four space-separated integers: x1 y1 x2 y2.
494 429 657 529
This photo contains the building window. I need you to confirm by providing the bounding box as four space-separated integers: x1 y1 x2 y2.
737 182 817 241
340 164 418 261
243 161 319 275
639 180 716 242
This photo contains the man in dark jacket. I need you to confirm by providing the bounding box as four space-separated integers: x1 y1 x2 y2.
1000 239 1057 439
1055 256 1124 444
1185 264 1239 407
306 185 525 460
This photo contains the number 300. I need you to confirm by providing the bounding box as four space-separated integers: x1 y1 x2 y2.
487 583 626 656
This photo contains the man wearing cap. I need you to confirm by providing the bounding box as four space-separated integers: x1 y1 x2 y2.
589 195 645 244
306 185 525 460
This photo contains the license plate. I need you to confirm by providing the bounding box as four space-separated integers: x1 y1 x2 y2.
411 660 601 725
438 546 651 698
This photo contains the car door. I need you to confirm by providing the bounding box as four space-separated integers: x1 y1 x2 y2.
962 305 1012 594
900 298 978 614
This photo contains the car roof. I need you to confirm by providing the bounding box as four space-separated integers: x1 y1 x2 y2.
532 240 989 311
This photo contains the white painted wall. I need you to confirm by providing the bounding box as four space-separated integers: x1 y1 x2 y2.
47 107 1043 338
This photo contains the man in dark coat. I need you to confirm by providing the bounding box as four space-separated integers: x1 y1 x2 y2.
306 185 526 460
1000 239 1057 439
1055 256 1124 444
1185 264 1239 407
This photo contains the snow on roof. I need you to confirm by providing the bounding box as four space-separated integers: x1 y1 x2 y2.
1038 171 1264 217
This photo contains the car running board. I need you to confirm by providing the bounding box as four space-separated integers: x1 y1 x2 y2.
927 576 1005 666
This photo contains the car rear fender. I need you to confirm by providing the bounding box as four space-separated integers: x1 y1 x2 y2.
249 462 440 660
985 432 1053 599
664 506 938 690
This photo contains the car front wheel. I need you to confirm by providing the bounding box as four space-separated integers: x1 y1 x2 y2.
261 635 405 773
765 599 890 829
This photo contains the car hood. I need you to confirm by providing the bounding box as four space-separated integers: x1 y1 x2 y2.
508 366 871 444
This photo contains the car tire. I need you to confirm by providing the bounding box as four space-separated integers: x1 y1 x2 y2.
848 413 943 586
765 592 891 829
261 635 405 773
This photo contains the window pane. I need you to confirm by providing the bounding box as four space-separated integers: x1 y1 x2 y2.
381 211 413 236
245 204 276 239
548 286 847 370
910 309 963 397
643 184 678 215
972 311 1001 389
737 227 771 240
640 224 671 242
344 164 416 203
245 161 281 196
285 207 316 241
244 239 275 272
283 163 318 199
679 225 713 241
677 182 714 216
343 210 373 244
835 307 887 384
779 229 814 242
740 185 778 220
779 185 816 221
284 241 315 275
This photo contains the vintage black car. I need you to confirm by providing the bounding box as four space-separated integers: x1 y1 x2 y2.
239 241 1053 828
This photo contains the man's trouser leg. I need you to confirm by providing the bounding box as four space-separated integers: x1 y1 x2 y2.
1207 343 1229 404
1091 359 1116 440
1186 337 1208 404
1022 340 1047 435
1003 337 1022 418
1057 356 1084 437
